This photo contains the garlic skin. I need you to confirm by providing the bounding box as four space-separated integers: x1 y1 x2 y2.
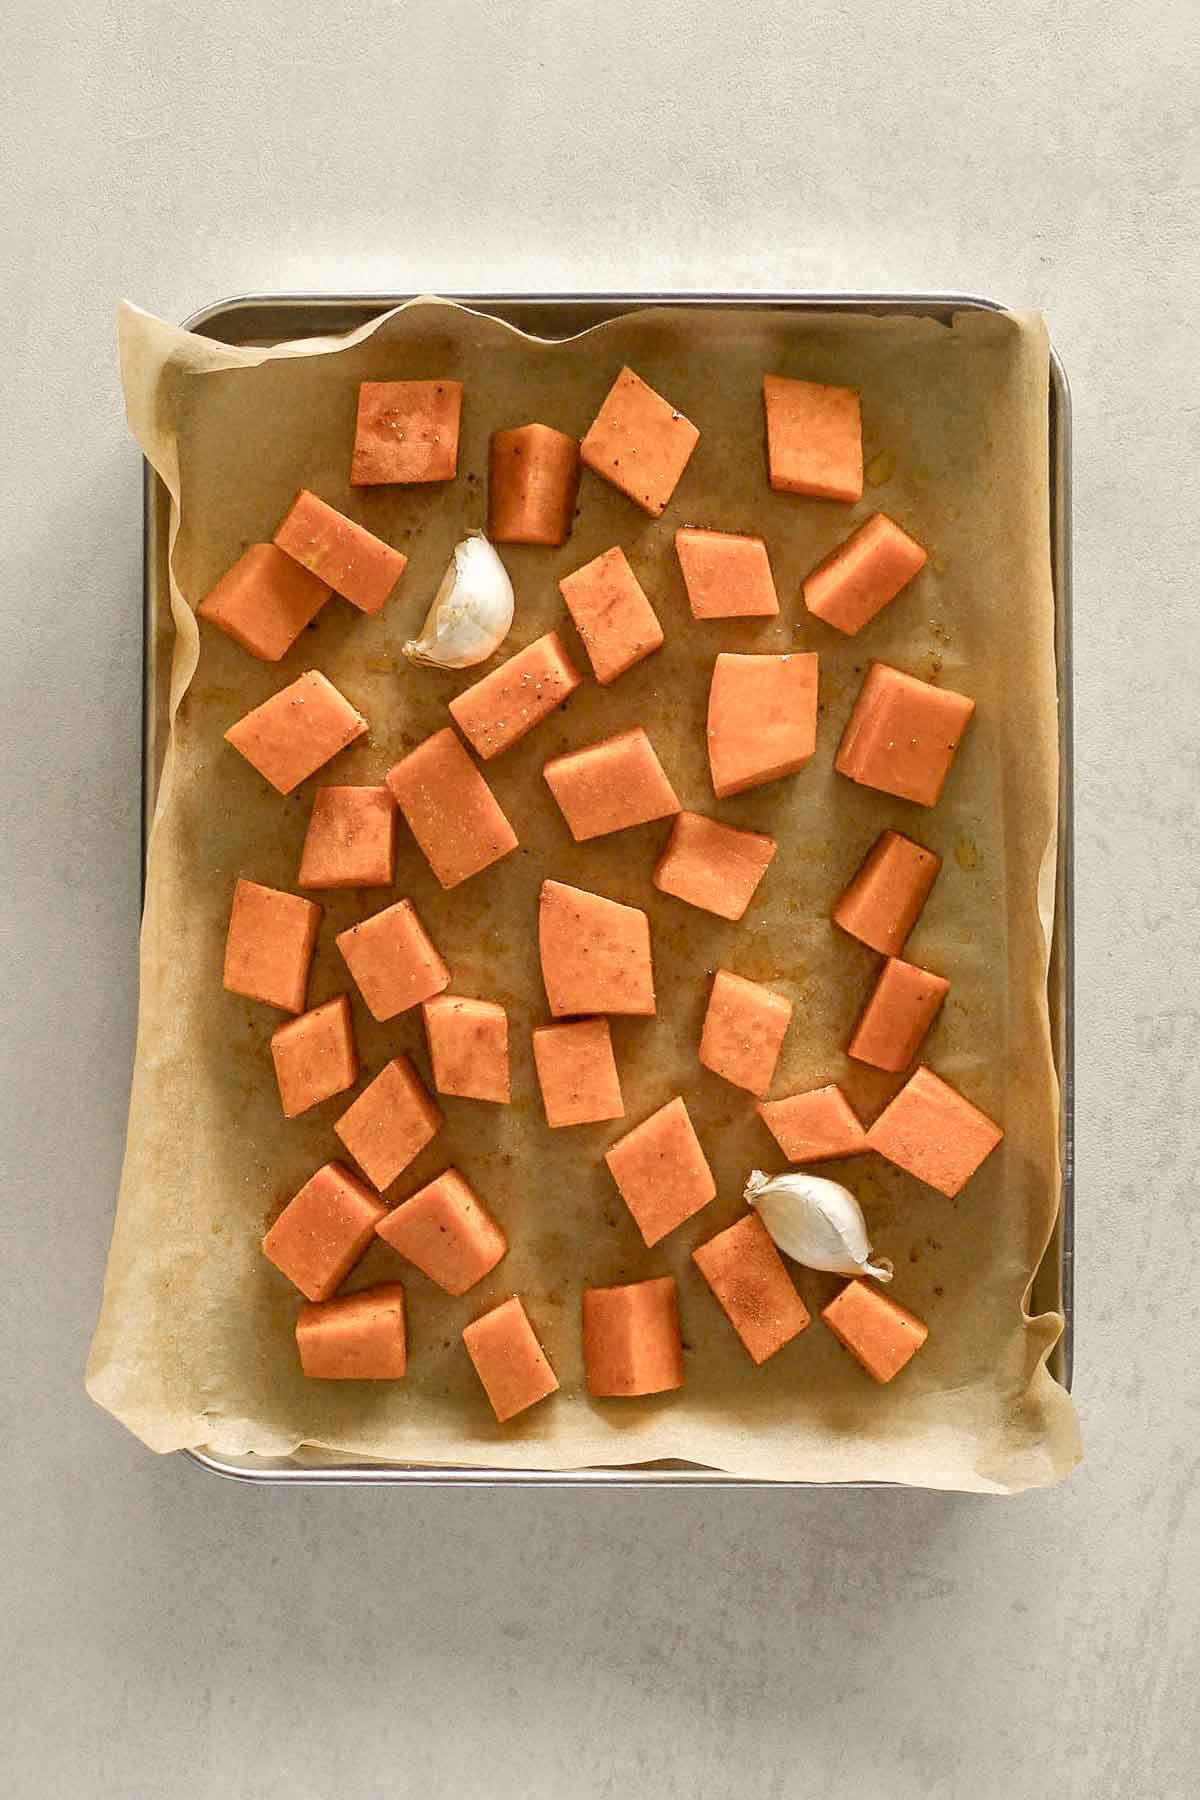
402 533 514 669
744 1169 894 1282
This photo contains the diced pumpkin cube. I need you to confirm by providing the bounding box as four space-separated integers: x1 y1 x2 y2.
386 727 518 889
448 631 583 760
692 1213 811 1364
261 1161 387 1301
543 727 680 842
867 1065 1003 1197
350 379 462 485
335 899 449 1023
296 1284 407 1380
699 970 792 1098
376 1168 506 1295
422 996 510 1104
803 512 927 636
333 1056 443 1193
538 879 655 1018
488 423 580 546
558 546 664 685
707 652 819 798
462 1296 559 1422
582 1275 684 1396
273 489 407 615
580 367 699 516
652 811 777 922
604 1096 715 1247
298 786 396 891
821 1279 928 1383
763 373 863 502
757 1084 869 1163
833 829 942 955
835 662 975 807
674 528 779 619
532 1018 624 1128
197 543 331 662
848 957 950 1072
223 878 321 1013
224 669 367 795
270 994 358 1118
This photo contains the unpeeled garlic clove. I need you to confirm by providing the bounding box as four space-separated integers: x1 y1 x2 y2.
402 533 514 669
744 1168 894 1281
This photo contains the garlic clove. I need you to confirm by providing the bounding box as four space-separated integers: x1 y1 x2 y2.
744 1168 893 1282
402 533 514 669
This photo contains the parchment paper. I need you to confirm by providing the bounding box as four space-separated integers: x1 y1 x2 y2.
88 297 1082 1491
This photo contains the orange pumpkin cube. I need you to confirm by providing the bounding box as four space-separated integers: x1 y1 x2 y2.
763 373 863 501
653 811 777 922
604 1096 715 1247
757 1084 870 1163
543 727 680 842
803 511 927 636
488 423 580 546
376 1168 506 1295
448 631 583 761
223 878 321 1013
821 1279 928 1383
224 669 367 795
462 1297 559 1421
692 1213 811 1364
270 994 358 1118
707 652 819 798
350 379 462 485
273 489 407 614
835 663 975 807
261 1161 387 1301
582 1275 684 1397
580 367 699 516
386 728 518 889
538 880 655 1018
674 528 779 619
848 957 950 1072
298 786 397 890
699 970 792 1099
197 543 331 662
558 546 664 686
532 1018 624 1128
422 996 510 1104
333 1056 443 1193
833 829 942 955
335 898 449 1022
868 1065 1003 1197
296 1284 408 1380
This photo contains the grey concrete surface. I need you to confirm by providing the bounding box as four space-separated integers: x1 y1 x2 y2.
2 1 1197 1795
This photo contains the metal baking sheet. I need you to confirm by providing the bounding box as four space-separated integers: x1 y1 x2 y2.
139 292 1074 1487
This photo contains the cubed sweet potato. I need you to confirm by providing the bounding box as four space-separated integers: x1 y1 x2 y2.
580 367 699 516
543 727 680 842
448 631 583 761
351 379 461 485
707 652 819 798
488 423 580 546
386 728 518 888
582 1275 684 1396
273 489 407 614
197 543 331 661
224 670 367 795
558 546 664 685
538 880 655 1018
835 663 975 807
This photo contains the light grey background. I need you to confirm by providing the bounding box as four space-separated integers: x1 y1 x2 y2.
2 1 1197 1795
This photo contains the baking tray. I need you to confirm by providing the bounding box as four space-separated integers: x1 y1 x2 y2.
140 292 1074 1487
